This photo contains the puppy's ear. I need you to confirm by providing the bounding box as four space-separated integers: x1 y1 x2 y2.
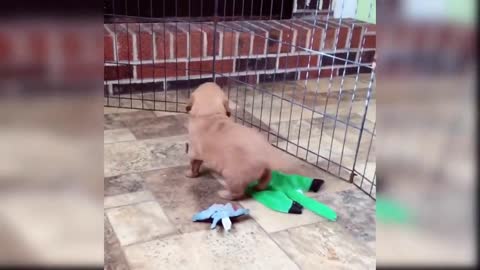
223 98 231 117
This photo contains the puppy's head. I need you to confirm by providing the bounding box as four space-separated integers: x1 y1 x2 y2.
186 82 231 117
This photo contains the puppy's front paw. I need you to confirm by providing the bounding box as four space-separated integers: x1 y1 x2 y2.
185 170 200 178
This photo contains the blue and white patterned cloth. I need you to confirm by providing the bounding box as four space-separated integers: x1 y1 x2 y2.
192 203 249 232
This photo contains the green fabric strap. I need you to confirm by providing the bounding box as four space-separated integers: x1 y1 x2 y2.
269 170 313 191
285 189 337 221
247 170 337 221
249 189 292 213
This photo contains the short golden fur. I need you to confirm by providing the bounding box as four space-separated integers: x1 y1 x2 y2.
185 82 273 200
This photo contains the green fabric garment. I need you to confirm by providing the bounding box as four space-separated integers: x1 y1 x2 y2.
376 196 412 224
246 170 337 221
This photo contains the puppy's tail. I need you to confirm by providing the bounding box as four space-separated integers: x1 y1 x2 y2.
255 167 272 191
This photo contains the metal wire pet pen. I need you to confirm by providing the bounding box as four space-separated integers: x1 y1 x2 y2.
104 0 376 199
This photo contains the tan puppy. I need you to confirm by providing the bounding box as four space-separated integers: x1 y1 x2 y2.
185 82 272 200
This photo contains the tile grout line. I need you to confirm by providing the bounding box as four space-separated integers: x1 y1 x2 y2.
140 175 200 238
105 171 212 245
106 196 182 250
105 164 192 182
119 230 181 269
104 138 137 145
105 133 189 145
244 210 304 270
105 215 132 270
104 197 156 210
122 229 180 249
269 219 331 235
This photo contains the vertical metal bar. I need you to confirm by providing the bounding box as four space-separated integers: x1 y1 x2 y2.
187 0 192 97
150 0 156 110
175 0 179 112
284 0 307 156
108 5 115 106
292 0 323 158
126 22 133 108
284 0 323 158
305 1 335 162
359 122 376 190
223 0 227 21
273 0 288 148
137 23 144 109
349 70 375 182
233 0 240 122
212 0 219 81
112 4 121 106
315 0 345 168
226 0 235 109
264 0 276 142
123 0 130 108
279 0 284 20
323 0 350 172
247 0 257 128
338 0 375 173
254 0 265 131
292 0 309 156
163 0 167 110
338 62 373 174
136 0 144 106
200 0 204 80
240 0 247 125
137 0 140 16
327 0 360 172
369 173 376 197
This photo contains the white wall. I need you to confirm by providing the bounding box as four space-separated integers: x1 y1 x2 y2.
333 0 358 19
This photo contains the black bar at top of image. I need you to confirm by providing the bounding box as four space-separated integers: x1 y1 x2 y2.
0 0 102 17
103 0 293 20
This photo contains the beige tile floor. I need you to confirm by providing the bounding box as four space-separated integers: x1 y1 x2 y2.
104 76 376 270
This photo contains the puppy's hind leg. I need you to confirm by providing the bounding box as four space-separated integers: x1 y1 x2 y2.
217 189 235 200
216 177 227 187
186 159 203 178
218 178 247 201
218 189 245 201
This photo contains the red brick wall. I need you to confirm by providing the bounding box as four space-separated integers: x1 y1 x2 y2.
0 24 102 84
104 18 377 86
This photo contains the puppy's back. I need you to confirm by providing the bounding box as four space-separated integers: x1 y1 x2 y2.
190 115 271 168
